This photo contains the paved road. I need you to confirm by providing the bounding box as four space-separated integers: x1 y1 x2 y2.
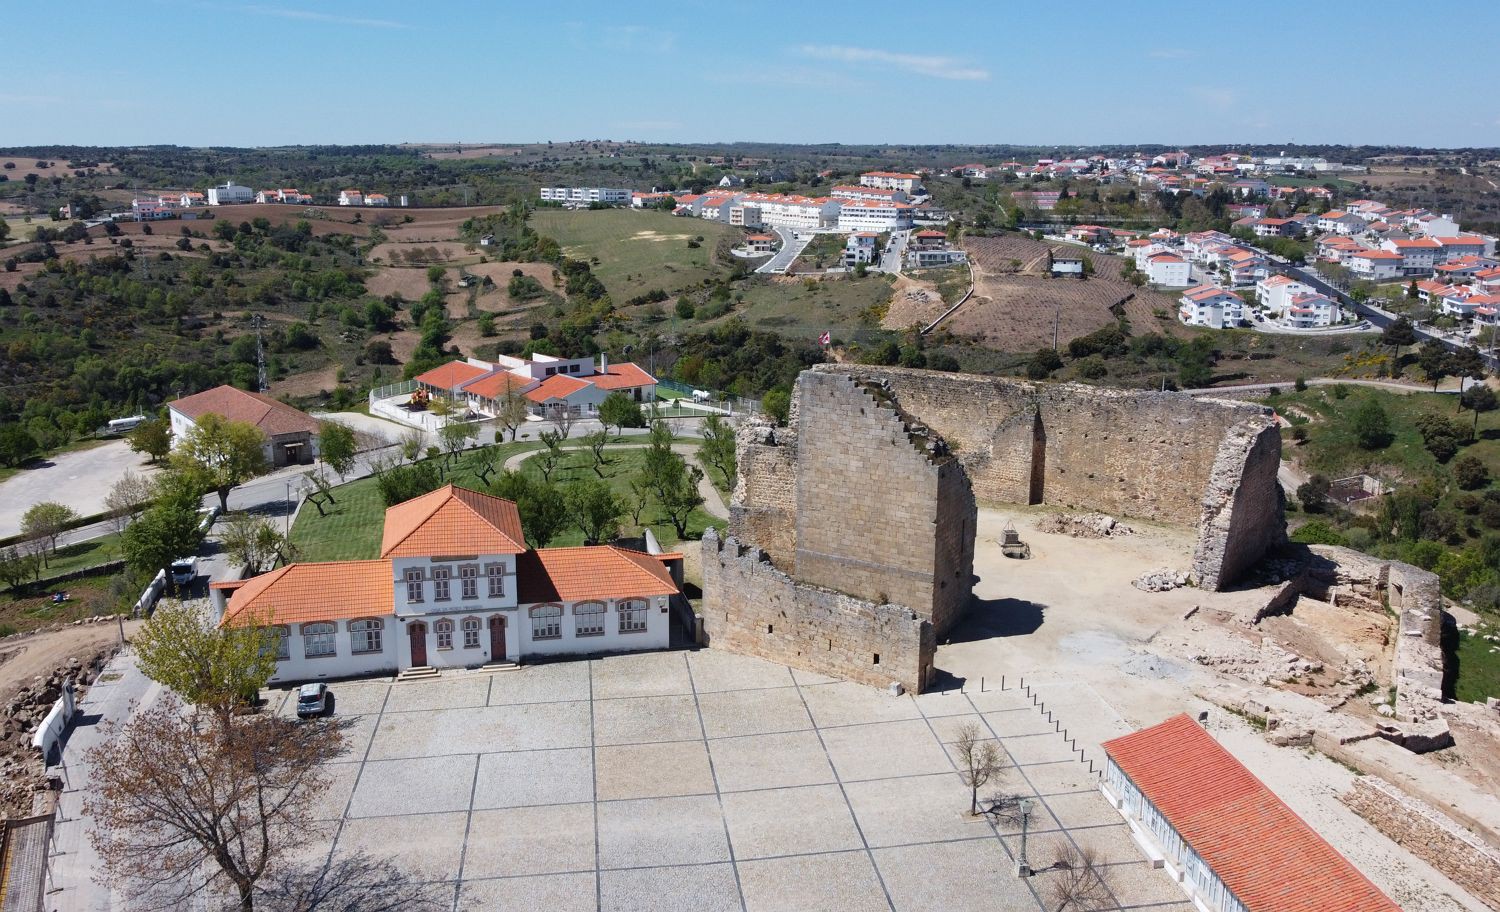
0 440 156 538
755 225 812 274
879 228 910 274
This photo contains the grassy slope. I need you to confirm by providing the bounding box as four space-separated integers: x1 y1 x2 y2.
0 569 123 636
530 208 739 300
1455 626 1500 703
715 274 895 347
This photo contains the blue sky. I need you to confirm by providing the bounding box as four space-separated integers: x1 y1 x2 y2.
5 1 1497 148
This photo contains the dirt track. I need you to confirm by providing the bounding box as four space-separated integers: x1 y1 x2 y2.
0 620 138 705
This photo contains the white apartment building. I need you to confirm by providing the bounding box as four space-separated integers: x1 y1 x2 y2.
1382 238 1442 275
1144 251 1192 287
538 187 631 206
737 193 840 230
1178 285 1244 329
131 198 171 221
339 189 364 206
1315 210 1367 235
729 204 762 228
206 182 253 205
859 171 921 193
1347 249 1404 280
1255 275 1315 315
844 233 878 266
829 185 909 203
837 199 915 232
1283 292 1341 329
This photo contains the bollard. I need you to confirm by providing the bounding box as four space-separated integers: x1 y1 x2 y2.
981 676 985 693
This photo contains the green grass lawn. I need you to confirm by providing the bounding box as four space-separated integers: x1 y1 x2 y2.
716 274 896 347
40 532 123 579
0 569 123 637
1270 386 1499 483
1455 626 1500 703
511 445 724 549
529 208 739 301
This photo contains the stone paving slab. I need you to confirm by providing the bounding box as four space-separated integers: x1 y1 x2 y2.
720 784 865 858
463 804 596 878
708 730 836 793
457 872 597 912
595 740 715 801
738 851 893 912
599 863 742 912
695 686 813 739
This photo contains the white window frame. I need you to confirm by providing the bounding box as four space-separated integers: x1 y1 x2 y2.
618 599 649 634
462 617 482 649
432 566 451 602
302 622 336 658
574 601 606 637
486 563 505 598
350 618 383 655
270 625 290 660
405 567 424 603
530 604 562 640
435 618 454 650
460 565 479 600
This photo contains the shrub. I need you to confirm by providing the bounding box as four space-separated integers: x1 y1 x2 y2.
1453 455 1491 491
1352 399 1392 450
1290 520 1346 546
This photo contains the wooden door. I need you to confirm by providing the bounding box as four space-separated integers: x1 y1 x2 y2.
408 621 428 667
488 615 506 662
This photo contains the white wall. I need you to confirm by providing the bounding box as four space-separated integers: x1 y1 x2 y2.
269 616 399 683
518 595 672 657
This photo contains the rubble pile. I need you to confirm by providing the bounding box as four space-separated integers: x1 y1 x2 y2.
1036 512 1134 539
0 642 116 817
1133 568 1190 592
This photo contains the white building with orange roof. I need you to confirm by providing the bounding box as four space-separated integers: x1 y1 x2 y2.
858 171 921 193
1178 284 1244 329
338 189 364 206
836 198 914 232
1381 237 1443 275
212 484 679 681
1347 248 1404 280
178 190 206 207
736 193 840 230
409 353 657 422
364 192 390 207
828 185 909 203
1255 274 1313 314
1144 251 1191 287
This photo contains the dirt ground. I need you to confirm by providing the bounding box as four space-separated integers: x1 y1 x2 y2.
0 621 137 706
369 241 474 266
882 274 949 329
937 506 1488 912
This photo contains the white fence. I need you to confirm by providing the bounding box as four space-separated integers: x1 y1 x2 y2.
30 681 75 763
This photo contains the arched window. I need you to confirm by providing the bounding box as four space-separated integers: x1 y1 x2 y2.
618 599 649 634
350 618 383 654
268 625 291 660
530 605 562 640
302 622 336 658
574 601 606 637
461 617 482 649
434 618 454 650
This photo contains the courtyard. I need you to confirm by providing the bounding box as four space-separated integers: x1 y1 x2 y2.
268 648 1193 912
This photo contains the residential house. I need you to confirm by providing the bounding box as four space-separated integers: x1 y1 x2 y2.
1381 238 1443 275
1050 252 1085 277
255 190 280 204
1223 248 1269 286
718 174 744 188
829 185 909 203
1255 275 1314 315
1440 287 1500 320
744 234 776 254
206 182 253 206
1144 252 1191 287
1315 210 1367 235
1101 714 1400 912
1432 255 1498 281
131 197 170 221
735 193 840 230
1348 248 1404 280
1316 236 1365 263
167 385 321 467
1435 236 1492 260
843 232 878 266
178 191 206 208
1283 292 1341 328
1178 285 1244 329
631 192 675 209
952 164 990 179
858 171 921 193
728 204 762 228
365 193 390 207
339 189 364 207
212 485 679 681
414 354 657 420
1414 213 1462 238
1229 178 1270 197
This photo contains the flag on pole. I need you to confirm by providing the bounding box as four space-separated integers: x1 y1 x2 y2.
818 331 830 346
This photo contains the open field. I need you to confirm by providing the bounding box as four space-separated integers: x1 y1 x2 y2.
0 569 123 637
0 158 115 181
530 208 739 300
712 273 895 346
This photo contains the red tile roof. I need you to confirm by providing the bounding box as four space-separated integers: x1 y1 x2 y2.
414 360 489 391
588 362 656 391
220 559 393 627
517 546 678 603
169 385 320 437
463 370 529 400
1103 715 1400 912
524 373 590 403
381 484 526 558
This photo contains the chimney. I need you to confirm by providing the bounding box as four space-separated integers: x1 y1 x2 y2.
599 352 608 375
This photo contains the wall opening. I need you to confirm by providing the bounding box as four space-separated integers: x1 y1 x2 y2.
1028 410 1047 505
873 653 881 665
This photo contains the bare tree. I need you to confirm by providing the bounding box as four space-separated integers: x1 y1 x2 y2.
1044 843 1118 911
549 406 575 440
538 430 564 483
254 852 445 912
628 478 651 526
105 469 158 533
954 722 1004 816
582 429 611 477
86 696 350 912
492 388 530 442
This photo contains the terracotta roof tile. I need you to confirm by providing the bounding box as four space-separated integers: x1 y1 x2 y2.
169 385 320 437
524 373 590 403
220 559 393 627
1103 715 1399 912
380 484 526 558
588 362 656 391
463 370 530 400
414 361 490 391
517 546 678 603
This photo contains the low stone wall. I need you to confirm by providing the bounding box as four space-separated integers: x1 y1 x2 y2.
701 529 933 692
1342 776 1500 911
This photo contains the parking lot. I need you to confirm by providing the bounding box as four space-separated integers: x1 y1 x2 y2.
268 649 1193 912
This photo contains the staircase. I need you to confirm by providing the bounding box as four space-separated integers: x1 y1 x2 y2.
395 665 440 683
477 661 521 674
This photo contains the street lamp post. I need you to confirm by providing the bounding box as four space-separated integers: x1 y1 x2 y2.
1016 797 1036 878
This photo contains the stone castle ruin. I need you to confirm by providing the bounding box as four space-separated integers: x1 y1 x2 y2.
702 365 1287 692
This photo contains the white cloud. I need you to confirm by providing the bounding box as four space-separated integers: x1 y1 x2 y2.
794 44 989 81
1148 48 1198 59
234 4 407 29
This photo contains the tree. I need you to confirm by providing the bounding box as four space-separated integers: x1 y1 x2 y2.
127 417 173 464
1450 346 1488 405
581 429 612 477
0 546 42 593
319 420 358 481
627 478 652 526
374 460 442 506
564 479 624 544
1026 348 1063 380
21 501 79 565
1416 340 1452 391
1462 385 1497 439
641 425 705 540
762 388 791 426
462 444 503 486
1297 474 1331 513
537 430 564 482
105 469 157 533
172 413 269 512
439 420 477 462
1453 455 1490 491
133 599 279 720
85 695 347 912
598 392 646 437
953 722 1003 816
1044 844 1117 911
549 406 575 440
1352 398 1392 450
0 424 39 466
398 429 425 463
1416 411 1464 462
221 514 291 575
699 415 737 488
492 388 531 444
1380 316 1417 375
122 478 204 584
490 471 567 547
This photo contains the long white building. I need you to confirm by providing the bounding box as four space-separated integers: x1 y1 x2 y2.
539 187 631 206
859 171 921 193
736 193 840 230
206 182 253 205
836 199 915 232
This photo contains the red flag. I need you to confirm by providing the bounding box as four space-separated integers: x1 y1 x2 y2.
818 331 831 346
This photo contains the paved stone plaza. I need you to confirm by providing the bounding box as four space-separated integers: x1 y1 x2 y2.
267 649 1196 912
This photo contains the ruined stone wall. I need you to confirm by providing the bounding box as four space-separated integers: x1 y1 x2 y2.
701 529 934 692
791 372 976 637
1342 776 1500 911
1190 418 1288 588
729 417 799 571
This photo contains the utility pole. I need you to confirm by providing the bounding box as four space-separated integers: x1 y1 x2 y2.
254 313 268 393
